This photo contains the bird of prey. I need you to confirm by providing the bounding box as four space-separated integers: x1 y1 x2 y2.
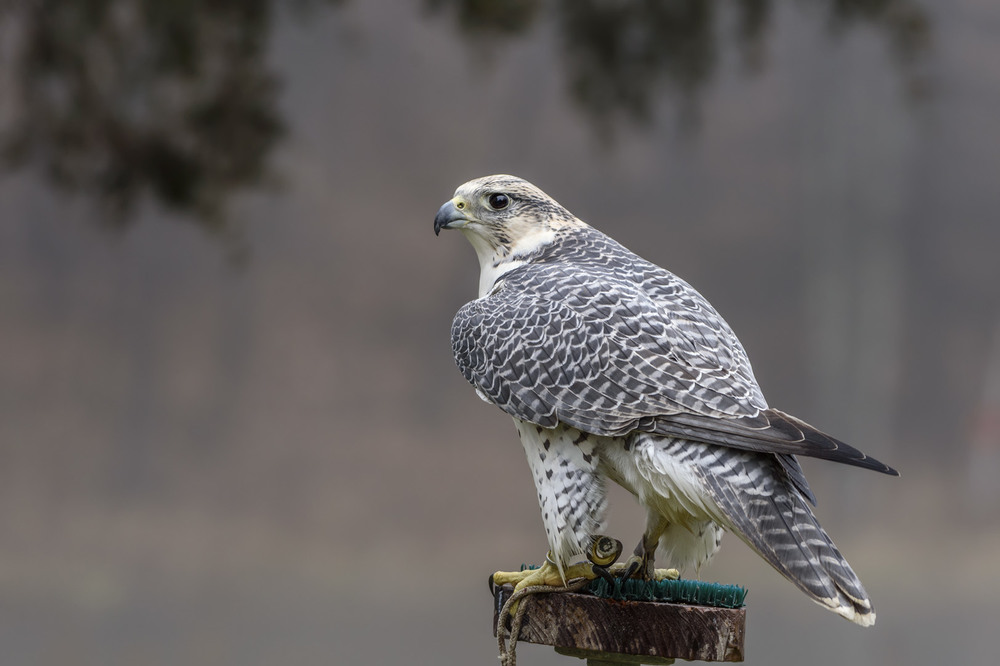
434 175 897 626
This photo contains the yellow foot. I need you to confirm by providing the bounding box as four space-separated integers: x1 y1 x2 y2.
491 536 625 592
492 559 601 616
605 562 680 581
652 567 680 581
491 558 600 592
491 539 628 617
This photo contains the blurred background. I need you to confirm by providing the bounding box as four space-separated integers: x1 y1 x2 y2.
1 0 998 664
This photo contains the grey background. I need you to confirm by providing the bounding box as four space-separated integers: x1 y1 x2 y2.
1 1 998 664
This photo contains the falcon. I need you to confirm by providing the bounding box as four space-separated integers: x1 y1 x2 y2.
434 175 897 625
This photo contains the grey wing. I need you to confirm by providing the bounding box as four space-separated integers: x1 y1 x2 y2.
451 287 608 429
653 409 898 476
630 260 765 411
452 261 897 477
635 262 897 476
451 264 764 434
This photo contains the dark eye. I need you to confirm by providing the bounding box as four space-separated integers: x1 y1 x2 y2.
487 193 510 210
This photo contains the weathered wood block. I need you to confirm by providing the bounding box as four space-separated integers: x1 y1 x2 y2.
493 584 745 663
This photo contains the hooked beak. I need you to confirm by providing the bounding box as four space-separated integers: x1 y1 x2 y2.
434 200 468 236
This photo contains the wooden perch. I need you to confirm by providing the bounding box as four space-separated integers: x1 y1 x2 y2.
492 584 745 663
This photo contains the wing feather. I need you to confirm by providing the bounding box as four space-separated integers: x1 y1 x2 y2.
451 227 897 476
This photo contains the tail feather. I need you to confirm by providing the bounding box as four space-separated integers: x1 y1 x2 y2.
699 448 876 625
631 434 877 625
751 489 875 625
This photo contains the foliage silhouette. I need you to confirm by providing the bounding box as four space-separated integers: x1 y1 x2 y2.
0 0 343 233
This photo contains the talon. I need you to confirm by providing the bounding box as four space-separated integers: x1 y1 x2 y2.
592 563 617 585
620 559 641 580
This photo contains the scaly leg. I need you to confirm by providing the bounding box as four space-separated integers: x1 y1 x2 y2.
618 511 679 581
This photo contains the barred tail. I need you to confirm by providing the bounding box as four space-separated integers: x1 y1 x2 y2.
635 435 876 625
728 480 875 626
690 445 876 625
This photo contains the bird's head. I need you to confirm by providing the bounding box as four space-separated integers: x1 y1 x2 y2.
433 175 582 264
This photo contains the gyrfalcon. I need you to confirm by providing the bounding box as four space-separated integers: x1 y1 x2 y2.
434 174 897 625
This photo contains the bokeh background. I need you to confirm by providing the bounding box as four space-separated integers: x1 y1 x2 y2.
2 1 999 664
